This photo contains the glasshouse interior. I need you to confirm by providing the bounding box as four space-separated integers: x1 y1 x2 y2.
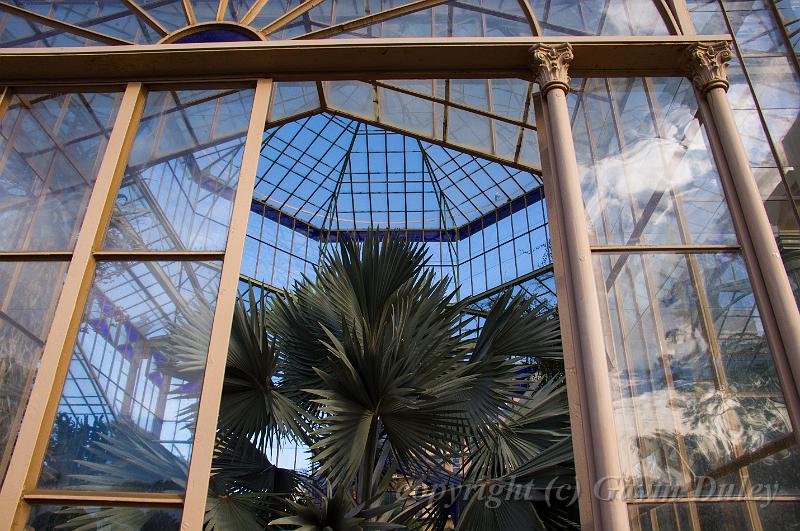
0 1 800 530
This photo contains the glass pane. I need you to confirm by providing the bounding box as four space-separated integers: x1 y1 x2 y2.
378 85 437 140
269 81 321 123
325 81 377 121
320 79 539 170
0 92 122 251
629 501 800 530
571 77 737 246
38 260 221 492
251 0 304 30
0 12 107 48
28 505 181 530
224 0 258 21
0 261 67 486
532 0 670 36
140 0 189 31
595 252 799 500
311 0 533 38
104 88 254 251
8 0 161 44
191 0 220 21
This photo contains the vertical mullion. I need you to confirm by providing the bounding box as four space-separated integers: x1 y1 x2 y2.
183 0 197 25
179 79 272 531
665 0 697 34
517 0 543 35
242 0 270 25
217 0 231 21
0 87 11 123
0 82 146 531
653 0 682 35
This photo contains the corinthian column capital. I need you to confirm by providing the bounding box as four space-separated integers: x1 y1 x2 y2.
687 41 733 94
530 43 573 94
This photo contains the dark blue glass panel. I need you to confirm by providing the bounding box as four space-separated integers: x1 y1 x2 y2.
173 28 258 44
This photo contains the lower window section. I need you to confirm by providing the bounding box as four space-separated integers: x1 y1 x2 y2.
593 251 800 527
27 505 181 531
629 501 800 531
0 261 68 486
36 260 222 493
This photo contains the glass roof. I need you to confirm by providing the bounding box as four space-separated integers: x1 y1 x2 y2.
0 0 675 48
256 112 542 231
244 110 552 303
268 78 543 171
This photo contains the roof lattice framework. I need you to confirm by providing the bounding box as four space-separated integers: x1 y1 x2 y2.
0 0 675 47
256 112 542 235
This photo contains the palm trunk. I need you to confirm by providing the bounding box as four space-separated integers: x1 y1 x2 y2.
357 416 380 505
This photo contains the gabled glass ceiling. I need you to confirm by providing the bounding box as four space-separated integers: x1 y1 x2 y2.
244 110 551 302
0 0 675 49
268 78 542 171
256 112 542 232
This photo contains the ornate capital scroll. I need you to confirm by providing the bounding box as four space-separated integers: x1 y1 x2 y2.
530 43 573 94
687 41 733 94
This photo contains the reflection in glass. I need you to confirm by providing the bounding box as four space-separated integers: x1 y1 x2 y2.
0 12 106 48
266 0 532 39
0 92 122 251
0 261 67 485
104 88 254 251
27 505 181 531
38 260 221 492
630 500 800 531
570 77 737 246
595 252 799 503
8 0 161 44
532 0 670 36
0 0 685 47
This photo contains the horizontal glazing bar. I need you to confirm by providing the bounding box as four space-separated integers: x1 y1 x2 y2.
24 491 183 507
0 252 72 261
0 36 733 85
627 497 800 504
590 244 741 253
92 251 226 261
250 185 545 242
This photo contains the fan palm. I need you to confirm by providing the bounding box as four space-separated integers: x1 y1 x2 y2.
58 237 577 530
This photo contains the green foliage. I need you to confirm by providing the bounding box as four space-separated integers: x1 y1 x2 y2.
58 237 576 530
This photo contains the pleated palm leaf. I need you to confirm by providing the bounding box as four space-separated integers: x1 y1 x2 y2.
58 236 576 530
262 237 577 529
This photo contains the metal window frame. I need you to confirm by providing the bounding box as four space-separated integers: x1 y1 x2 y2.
0 15 796 531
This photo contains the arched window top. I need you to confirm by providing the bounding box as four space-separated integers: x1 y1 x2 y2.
0 0 677 49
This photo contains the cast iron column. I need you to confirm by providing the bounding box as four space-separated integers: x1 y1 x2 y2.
531 43 631 531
